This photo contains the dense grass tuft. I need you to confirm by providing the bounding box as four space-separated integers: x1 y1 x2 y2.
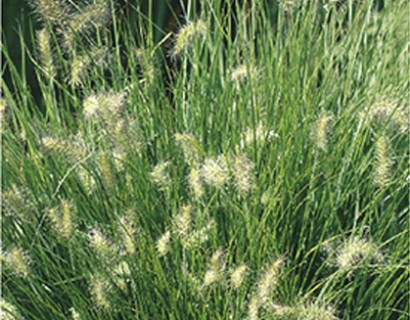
2 0 409 319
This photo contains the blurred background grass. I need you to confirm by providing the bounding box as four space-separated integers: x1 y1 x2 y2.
2 0 387 103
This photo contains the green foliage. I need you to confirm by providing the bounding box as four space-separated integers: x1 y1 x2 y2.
2 0 409 319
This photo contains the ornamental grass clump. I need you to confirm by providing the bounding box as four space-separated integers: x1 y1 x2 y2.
2 1 408 319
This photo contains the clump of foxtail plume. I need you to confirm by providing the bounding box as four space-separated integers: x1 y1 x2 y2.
31 0 70 24
118 215 137 255
296 300 338 320
156 231 171 257
374 135 393 187
200 155 228 189
175 133 201 166
70 47 111 86
1 247 31 278
151 161 172 191
231 64 259 84
48 199 75 240
230 264 248 289
63 1 110 50
311 111 333 151
233 153 255 196
361 96 408 133
334 236 383 272
203 248 226 287
188 167 204 199
41 135 87 162
172 20 207 57
90 275 111 309
0 299 24 320
247 257 284 319
37 28 55 78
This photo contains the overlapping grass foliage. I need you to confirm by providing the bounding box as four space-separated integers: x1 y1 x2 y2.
1 0 409 319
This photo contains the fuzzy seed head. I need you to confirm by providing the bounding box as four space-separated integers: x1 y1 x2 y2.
375 136 392 187
0 299 23 320
64 3 109 49
297 301 338 320
173 20 207 56
83 94 100 118
248 296 262 320
233 154 255 196
257 258 284 303
48 199 74 239
70 307 81 320
269 303 295 317
184 219 215 249
77 167 96 194
114 261 131 276
156 231 171 257
312 112 332 151
231 65 258 84
203 248 225 287
201 156 228 189
3 247 30 278
37 28 55 77
33 0 68 24
241 124 278 148
70 55 91 86
188 168 204 199
336 237 383 271
83 91 126 120
3 185 35 219
365 97 409 133
151 161 171 190
230 264 248 289
175 205 192 239
89 228 112 257
41 135 86 161
119 216 136 255
99 152 115 191
175 133 201 165
90 276 111 309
